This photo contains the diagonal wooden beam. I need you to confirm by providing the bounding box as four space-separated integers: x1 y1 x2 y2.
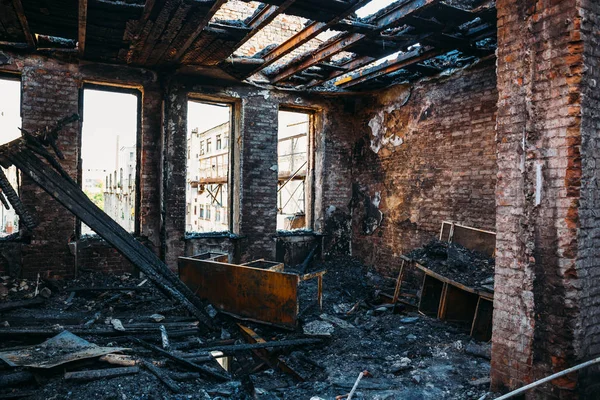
11 0 35 48
306 55 375 87
227 0 297 57
270 0 439 84
78 0 89 57
241 0 370 79
172 0 227 62
336 46 445 89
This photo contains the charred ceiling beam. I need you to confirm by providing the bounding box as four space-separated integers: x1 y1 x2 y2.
306 54 375 87
239 0 370 79
11 0 35 48
335 46 444 89
227 0 298 56
78 0 89 57
270 0 439 84
172 0 227 62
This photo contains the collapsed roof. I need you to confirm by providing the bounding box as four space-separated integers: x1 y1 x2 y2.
0 0 496 91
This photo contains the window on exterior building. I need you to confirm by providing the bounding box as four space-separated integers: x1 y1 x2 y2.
277 110 311 231
186 100 232 233
81 86 139 235
0 76 21 237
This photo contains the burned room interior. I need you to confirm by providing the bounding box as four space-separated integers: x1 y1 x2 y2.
0 0 599 399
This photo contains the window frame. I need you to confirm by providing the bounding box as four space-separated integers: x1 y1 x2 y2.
277 105 316 232
186 96 237 234
78 82 143 237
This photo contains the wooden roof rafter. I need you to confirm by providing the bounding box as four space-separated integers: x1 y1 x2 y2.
226 0 299 56
237 0 371 79
268 0 439 84
11 0 35 48
78 0 89 57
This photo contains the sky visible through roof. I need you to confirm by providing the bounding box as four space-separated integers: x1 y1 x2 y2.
356 0 396 18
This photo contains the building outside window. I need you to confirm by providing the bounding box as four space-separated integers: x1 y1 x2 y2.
186 100 231 233
277 110 311 231
81 87 139 235
0 76 22 236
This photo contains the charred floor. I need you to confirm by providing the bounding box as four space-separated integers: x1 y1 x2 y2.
1 0 600 399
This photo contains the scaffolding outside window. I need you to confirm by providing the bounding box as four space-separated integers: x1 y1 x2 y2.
277 110 310 231
0 76 22 237
186 100 232 233
81 87 139 235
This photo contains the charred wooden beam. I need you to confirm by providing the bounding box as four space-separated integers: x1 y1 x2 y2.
0 141 213 329
129 337 230 381
142 361 181 393
228 0 297 56
11 0 35 48
78 0 89 57
0 167 37 230
241 0 370 78
270 0 439 84
0 297 45 313
336 46 445 89
65 366 139 382
172 0 228 62
306 55 374 87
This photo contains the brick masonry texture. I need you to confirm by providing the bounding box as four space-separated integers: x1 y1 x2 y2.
0 54 162 279
492 0 600 397
350 61 498 274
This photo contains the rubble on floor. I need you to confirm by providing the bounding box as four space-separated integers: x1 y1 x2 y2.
406 240 495 291
1 258 493 399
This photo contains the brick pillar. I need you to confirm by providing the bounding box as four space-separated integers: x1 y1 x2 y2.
493 0 600 397
20 61 81 279
139 84 163 254
237 95 278 261
162 82 187 269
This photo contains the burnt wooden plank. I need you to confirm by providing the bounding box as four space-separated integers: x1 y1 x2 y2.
78 0 88 56
144 0 192 65
240 0 369 79
178 258 299 328
172 0 227 62
11 0 34 47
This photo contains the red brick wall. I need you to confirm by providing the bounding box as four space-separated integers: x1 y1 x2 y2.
577 0 600 395
0 54 162 278
492 0 589 396
351 61 498 274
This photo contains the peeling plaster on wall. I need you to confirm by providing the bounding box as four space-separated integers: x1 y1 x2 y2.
367 90 415 154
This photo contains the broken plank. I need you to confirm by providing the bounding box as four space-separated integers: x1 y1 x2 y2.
186 337 324 356
129 337 230 381
64 366 139 382
142 360 181 393
0 297 44 313
0 371 35 387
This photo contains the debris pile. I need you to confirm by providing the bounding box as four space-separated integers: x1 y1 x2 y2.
0 258 493 399
406 240 495 291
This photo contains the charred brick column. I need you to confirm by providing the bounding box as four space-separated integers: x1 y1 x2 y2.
162 81 187 269
237 94 278 261
139 84 163 253
20 61 81 279
493 0 600 396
